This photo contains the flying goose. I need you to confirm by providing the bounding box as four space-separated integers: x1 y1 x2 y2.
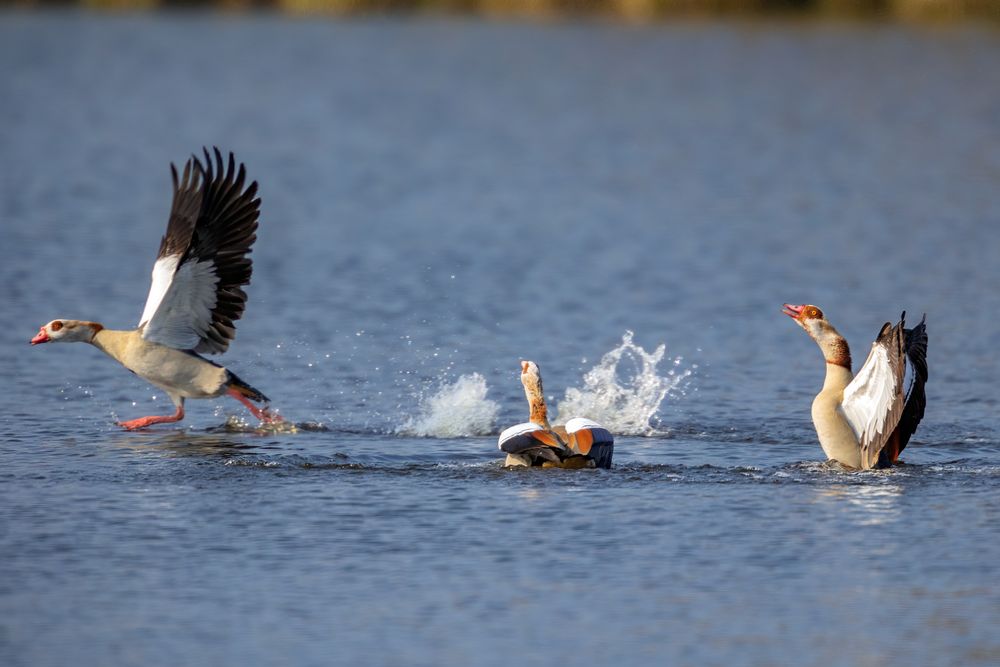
783 304 928 469
31 148 277 430
498 361 614 469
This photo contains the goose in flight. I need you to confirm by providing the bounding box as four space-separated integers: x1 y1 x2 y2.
783 304 928 469
30 148 277 430
498 361 614 469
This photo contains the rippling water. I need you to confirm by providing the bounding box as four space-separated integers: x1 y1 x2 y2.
1 11 999 666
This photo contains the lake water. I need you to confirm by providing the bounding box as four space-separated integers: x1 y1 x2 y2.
1 11 999 666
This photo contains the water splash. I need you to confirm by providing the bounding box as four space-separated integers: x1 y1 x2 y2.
555 331 693 436
398 373 500 438
212 415 318 434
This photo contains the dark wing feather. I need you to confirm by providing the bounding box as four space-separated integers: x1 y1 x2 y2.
183 148 260 354
138 148 261 354
895 313 928 457
158 159 203 260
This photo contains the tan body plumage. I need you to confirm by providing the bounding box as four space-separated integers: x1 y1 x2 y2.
810 362 865 469
92 329 229 400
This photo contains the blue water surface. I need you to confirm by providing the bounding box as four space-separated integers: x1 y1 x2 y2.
1 12 999 666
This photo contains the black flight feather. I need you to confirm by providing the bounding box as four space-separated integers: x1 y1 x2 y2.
155 147 261 354
896 313 928 456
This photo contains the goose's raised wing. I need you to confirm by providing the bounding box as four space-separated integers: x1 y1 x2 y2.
138 148 260 354
841 319 907 470
563 418 613 455
564 418 614 469
498 422 563 455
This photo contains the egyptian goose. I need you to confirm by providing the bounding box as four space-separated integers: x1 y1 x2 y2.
30 148 277 430
783 304 928 469
498 361 614 469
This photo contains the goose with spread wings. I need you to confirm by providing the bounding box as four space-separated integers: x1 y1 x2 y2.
783 304 928 469
30 148 278 430
498 361 614 469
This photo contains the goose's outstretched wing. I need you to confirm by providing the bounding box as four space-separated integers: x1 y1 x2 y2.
138 148 260 354
841 318 907 470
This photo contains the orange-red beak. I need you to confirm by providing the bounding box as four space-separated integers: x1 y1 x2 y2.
782 304 805 319
30 328 49 345
521 360 530 373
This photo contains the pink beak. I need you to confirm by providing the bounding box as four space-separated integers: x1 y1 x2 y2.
30 328 49 345
782 303 806 319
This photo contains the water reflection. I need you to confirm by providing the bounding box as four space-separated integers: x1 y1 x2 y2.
107 429 260 458
105 417 329 456
814 483 904 528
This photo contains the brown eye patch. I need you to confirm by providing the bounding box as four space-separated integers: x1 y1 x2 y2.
807 307 823 319
51 321 63 331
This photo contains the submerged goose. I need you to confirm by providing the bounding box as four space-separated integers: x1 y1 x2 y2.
31 148 277 430
783 304 928 469
498 361 614 469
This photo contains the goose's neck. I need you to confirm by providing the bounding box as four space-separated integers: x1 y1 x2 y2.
808 325 861 468
528 395 552 431
821 358 854 393
90 328 134 364
813 326 852 392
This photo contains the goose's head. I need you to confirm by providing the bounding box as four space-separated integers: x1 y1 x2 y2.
520 360 551 427
520 360 544 399
783 303 825 331
30 319 103 345
783 303 841 341
783 303 851 367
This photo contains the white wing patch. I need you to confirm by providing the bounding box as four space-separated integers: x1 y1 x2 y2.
498 422 544 449
841 343 904 468
564 417 614 467
140 258 219 350
565 417 604 434
138 255 180 329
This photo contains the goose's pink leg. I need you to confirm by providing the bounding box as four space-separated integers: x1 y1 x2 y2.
118 405 185 431
227 388 283 423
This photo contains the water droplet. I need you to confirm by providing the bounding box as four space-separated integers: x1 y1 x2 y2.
554 331 693 436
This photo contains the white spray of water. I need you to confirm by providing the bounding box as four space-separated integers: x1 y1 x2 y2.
555 331 693 436
397 373 500 438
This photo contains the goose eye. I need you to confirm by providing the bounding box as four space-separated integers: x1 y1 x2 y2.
51 321 63 331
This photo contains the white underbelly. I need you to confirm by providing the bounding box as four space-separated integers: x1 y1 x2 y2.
123 341 228 399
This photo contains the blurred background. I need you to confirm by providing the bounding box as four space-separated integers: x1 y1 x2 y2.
0 0 997 20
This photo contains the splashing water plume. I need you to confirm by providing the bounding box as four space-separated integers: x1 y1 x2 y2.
215 415 303 434
398 373 500 437
555 331 692 436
